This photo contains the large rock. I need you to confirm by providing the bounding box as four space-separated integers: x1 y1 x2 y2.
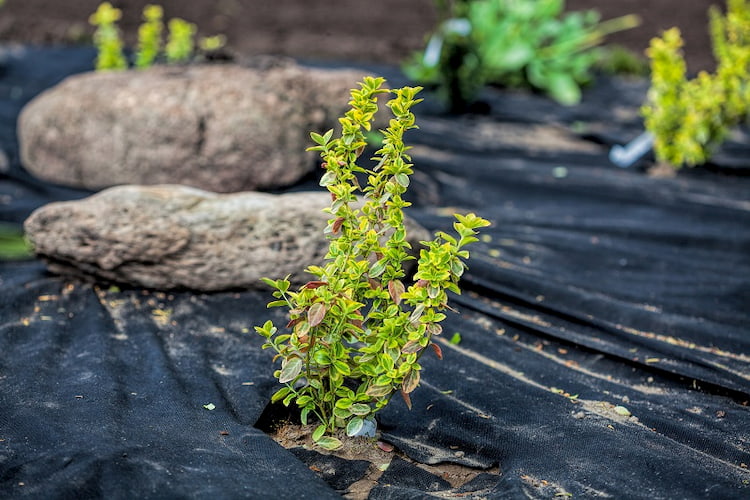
18 62 371 192
23 185 430 291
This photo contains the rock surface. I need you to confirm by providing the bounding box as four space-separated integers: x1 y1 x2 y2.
24 185 430 291
18 62 371 192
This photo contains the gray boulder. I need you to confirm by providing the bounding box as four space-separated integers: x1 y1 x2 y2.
23 185 430 291
18 62 371 192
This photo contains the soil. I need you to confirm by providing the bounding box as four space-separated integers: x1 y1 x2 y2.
0 0 719 72
269 421 500 499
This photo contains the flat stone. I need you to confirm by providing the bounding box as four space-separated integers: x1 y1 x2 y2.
18 62 371 192
23 185 429 291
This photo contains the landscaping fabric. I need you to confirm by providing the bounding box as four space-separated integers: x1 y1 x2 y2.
1 47 749 499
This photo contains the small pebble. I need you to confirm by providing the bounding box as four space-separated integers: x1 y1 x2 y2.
573 411 586 419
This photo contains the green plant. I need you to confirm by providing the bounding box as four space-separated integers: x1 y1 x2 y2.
0 224 33 260
89 2 127 71
254 77 490 450
198 34 227 54
642 0 750 168
404 0 639 110
595 45 649 77
165 18 196 63
135 4 164 69
88 2 224 71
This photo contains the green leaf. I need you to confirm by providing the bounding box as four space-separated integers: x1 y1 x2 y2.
311 130 332 146
333 407 352 419
332 360 351 376
283 392 295 406
450 332 462 345
369 259 387 278
300 407 311 425
493 41 534 70
312 424 327 442
545 72 582 105
296 395 313 406
319 170 337 187
316 436 343 450
313 350 332 365
202 403 216 410
366 384 393 398
350 403 371 416
346 417 365 436
335 398 354 409
266 300 288 308
278 357 303 384
271 387 291 403
394 173 410 187
378 354 395 372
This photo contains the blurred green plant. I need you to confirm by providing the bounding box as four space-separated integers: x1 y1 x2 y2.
89 2 226 71
595 44 649 77
642 0 750 168
165 18 196 63
89 2 128 71
198 34 227 53
135 4 164 68
255 77 490 450
0 224 33 260
404 0 639 111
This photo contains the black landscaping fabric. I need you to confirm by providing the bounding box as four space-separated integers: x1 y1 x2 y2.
1 47 749 499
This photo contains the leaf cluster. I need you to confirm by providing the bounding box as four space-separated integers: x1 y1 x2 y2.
403 0 639 111
254 77 490 449
88 2 226 71
642 0 750 168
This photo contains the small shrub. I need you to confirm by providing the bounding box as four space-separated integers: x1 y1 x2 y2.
642 0 750 168
89 2 128 71
255 77 490 450
135 4 164 69
404 0 639 111
165 18 196 64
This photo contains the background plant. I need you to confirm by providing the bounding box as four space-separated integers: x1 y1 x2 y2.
0 223 32 260
135 4 163 68
642 0 750 168
404 0 639 111
165 17 196 64
89 2 127 71
255 77 490 450
89 2 225 71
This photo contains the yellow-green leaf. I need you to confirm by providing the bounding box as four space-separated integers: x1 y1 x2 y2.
278 357 303 384
316 436 343 450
